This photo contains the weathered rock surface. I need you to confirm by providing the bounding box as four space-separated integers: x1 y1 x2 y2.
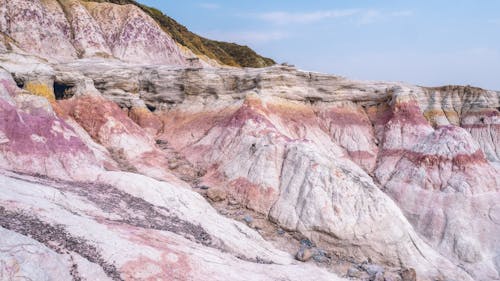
0 64 346 280
0 171 345 281
0 1 499 281
53 61 498 280
2 51 500 279
0 0 190 65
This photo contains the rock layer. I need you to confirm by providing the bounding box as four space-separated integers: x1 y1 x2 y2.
0 1 499 281
2 55 499 279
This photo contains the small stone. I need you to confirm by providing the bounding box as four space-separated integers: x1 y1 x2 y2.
400 268 416 281
243 215 253 224
362 264 384 276
277 228 285 235
206 188 227 202
312 248 329 263
228 197 239 206
347 267 362 278
370 272 384 281
155 139 168 145
295 247 313 262
300 238 313 248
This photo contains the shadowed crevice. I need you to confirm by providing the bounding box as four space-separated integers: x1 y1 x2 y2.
54 82 74 100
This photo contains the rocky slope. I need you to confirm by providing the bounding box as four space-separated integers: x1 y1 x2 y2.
1 1 499 281
0 0 274 67
81 0 276 68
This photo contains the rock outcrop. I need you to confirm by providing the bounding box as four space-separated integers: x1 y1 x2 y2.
0 0 499 281
0 66 342 280
79 0 276 67
0 0 189 65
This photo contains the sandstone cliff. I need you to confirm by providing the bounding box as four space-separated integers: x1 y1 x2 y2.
0 1 499 281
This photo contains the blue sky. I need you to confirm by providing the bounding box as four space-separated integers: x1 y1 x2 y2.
138 0 500 90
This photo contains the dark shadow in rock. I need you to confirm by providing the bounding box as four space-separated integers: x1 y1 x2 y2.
54 82 74 100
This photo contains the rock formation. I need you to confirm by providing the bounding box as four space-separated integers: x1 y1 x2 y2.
0 0 499 281
0 0 190 65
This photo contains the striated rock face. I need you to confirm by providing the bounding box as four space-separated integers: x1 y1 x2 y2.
81 1 187 65
0 172 344 281
376 91 500 280
2 52 499 279
0 1 499 281
386 125 497 194
56 61 499 280
0 0 190 65
0 66 342 280
0 0 78 60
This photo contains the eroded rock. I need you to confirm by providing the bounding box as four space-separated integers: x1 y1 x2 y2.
0 5 498 279
295 247 313 262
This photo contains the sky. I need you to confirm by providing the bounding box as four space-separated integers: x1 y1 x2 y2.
138 0 500 90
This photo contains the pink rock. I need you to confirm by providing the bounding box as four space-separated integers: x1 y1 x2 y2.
394 126 496 192
0 0 78 61
318 103 378 172
128 106 163 136
0 23 498 279
57 94 191 186
82 1 189 65
0 0 191 65
0 96 101 180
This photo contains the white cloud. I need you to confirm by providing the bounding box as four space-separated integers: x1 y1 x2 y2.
251 9 413 26
203 30 290 44
391 10 414 17
198 3 220 10
357 10 382 25
254 9 359 25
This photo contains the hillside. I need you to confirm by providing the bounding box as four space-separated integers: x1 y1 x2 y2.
0 1 499 281
83 0 276 67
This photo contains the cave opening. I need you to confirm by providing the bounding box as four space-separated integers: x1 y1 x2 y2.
305 96 321 105
14 78 24 89
53 82 74 100
146 104 157 112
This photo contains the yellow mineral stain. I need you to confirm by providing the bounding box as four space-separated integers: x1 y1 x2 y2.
443 110 460 125
424 109 459 126
131 107 151 115
25 82 55 101
424 109 445 118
